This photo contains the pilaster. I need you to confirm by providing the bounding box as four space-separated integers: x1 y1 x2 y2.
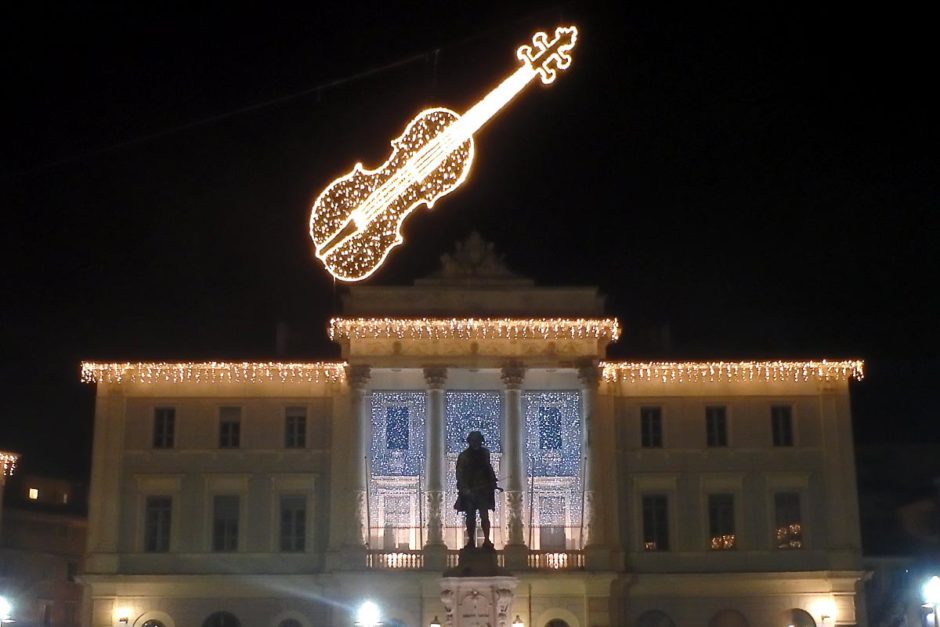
579 362 610 570
335 364 371 569
424 366 448 569
501 362 527 569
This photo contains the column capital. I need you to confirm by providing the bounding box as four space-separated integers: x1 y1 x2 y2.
423 366 448 389
346 364 371 389
500 362 525 389
577 362 602 387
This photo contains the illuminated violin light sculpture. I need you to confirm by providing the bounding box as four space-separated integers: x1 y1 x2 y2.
309 26 579 282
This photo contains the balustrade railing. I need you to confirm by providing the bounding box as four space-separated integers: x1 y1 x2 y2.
366 548 583 570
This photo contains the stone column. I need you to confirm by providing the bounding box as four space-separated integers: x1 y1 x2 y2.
501 362 527 569
579 362 609 569
347 365 371 549
424 367 448 569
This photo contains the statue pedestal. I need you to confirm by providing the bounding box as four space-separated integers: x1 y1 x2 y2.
440 547 518 627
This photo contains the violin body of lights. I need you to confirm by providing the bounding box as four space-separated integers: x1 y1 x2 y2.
309 26 578 282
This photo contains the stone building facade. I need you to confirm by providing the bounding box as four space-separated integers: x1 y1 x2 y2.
79 237 865 627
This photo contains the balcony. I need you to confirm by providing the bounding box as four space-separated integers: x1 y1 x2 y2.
365 549 585 571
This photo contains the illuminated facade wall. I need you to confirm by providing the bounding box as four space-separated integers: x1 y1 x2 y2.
368 391 426 550
366 390 585 551
77 261 864 627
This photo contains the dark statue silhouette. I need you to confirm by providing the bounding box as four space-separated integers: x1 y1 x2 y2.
453 430 500 549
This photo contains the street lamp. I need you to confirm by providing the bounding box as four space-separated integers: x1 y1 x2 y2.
924 576 940 627
355 601 382 627
0 595 12 626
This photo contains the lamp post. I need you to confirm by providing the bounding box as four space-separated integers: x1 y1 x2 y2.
924 576 940 627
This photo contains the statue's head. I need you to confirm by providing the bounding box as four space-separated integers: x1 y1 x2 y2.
466 431 485 449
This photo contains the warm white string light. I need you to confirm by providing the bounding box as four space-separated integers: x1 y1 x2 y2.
310 26 578 282
80 361 347 385
601 360 864 384
0 451 19 478
329 317 621 342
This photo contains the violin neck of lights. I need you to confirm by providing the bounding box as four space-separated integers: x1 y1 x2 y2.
426 26 579 160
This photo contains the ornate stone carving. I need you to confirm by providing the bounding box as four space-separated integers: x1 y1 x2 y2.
423 366 448 389
349 488 367 546
427 489 445 545
495 586 515 627
504 490 525 545
432 231 521 280
577 361 601 387
440 589 455 627
582 489 596 547
346 364 371 388
500 362 525 389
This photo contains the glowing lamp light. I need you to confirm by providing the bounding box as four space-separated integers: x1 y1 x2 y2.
512 615 525 627
809 599 836 624
925 575 940 605
309 26 579 282
0 596 12 621
925 575 940 627
355 601 381 626
430 617 442 627
113 607 131 625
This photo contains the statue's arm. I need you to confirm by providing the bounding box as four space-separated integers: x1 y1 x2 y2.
484 449 498 486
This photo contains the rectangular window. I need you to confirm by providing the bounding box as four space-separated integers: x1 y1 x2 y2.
144 496 171 552
538 406 563 450
771 405 794 446
285 407 307 449
642 495 670 551
705 406 728 447
280 495 306 552
538 494 567 550
708 494 736 550
153 407 175 448
775 492 803 549
212 495 239 552
219 407 241 449
385 406 409 450
640 406 663 448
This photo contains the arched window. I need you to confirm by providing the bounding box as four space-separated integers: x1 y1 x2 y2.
142 622 166 627
546 621 571 627
278 621 302 627
782 609 816 627
202 612 240 627
708 610 748 627
635 610 676 627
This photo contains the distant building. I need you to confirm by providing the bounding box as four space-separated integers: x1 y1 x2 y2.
80 234 867 626
1 471 87 627
857 445 940 627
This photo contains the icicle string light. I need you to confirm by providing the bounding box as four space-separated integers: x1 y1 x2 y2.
601 360 864 384
80 361 347 385
1 451 19 478
330 318 621 342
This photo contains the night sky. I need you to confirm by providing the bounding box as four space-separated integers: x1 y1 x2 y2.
2 3 937 479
